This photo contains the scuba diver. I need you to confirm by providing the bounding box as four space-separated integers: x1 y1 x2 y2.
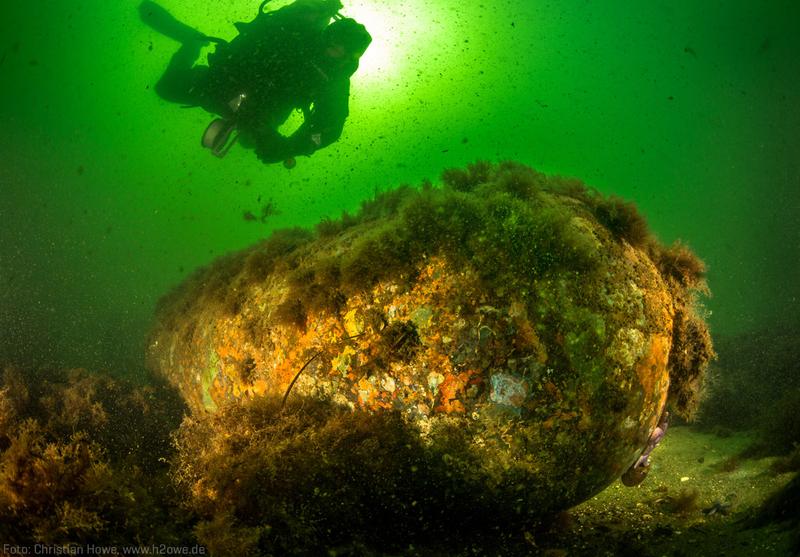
139 0 372 168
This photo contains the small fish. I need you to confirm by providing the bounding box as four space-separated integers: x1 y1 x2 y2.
683 46 697 58
243 210 257 221
259 200 281 223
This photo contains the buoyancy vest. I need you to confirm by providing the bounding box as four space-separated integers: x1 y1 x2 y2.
204 1 341 116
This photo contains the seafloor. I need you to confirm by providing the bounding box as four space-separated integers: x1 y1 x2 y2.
544 426 796 556
0 362 795 556
2 164 796 554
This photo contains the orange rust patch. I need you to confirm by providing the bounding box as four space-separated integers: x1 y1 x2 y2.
635 334 671 406
355 377 379 408
267 325 323 394
543 381 562 401
251 378 268 396
543 409 579 430
209 376 227 406
434 371 475 414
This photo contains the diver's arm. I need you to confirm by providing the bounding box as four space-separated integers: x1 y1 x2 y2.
252 79 350 164
285 78 351 156
254 132 296 164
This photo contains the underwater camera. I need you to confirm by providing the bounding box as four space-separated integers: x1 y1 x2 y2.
201 118 237 157
201 93 246 157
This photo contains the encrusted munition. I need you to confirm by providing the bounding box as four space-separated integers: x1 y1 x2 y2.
148 161 712 516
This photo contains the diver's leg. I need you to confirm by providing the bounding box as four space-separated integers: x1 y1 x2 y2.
140 1 210 105
139 1 207 43
154 41 208 105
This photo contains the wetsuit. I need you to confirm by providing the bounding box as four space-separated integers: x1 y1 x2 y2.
153 0 354 163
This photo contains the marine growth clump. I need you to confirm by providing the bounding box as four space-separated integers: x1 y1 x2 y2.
148 160 714 554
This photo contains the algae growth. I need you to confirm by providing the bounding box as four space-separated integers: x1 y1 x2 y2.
1 162 796 556
145 161 715 546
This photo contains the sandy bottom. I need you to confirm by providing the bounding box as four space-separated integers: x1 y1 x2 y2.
536 426 795 556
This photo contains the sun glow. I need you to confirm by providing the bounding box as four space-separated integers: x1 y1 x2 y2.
338 1 436 88
339 4 398 82
218 0 446 92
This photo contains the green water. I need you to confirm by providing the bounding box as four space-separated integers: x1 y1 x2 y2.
1 0 798 375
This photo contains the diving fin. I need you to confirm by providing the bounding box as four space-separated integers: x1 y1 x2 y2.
139 1 208 44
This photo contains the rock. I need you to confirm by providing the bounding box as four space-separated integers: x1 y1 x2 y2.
148 161 713 525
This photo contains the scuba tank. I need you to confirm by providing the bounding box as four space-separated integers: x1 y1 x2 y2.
200 0 343 158
207 0 342 67
204 0 341 112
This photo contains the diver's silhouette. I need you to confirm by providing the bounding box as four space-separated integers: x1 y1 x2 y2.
140 0 371 167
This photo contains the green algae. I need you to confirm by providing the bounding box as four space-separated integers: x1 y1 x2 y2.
146 160 715 555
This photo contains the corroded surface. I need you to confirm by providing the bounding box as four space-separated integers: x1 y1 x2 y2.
148 162 711 515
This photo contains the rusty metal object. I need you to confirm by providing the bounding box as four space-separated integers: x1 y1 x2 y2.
148 162 712 516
